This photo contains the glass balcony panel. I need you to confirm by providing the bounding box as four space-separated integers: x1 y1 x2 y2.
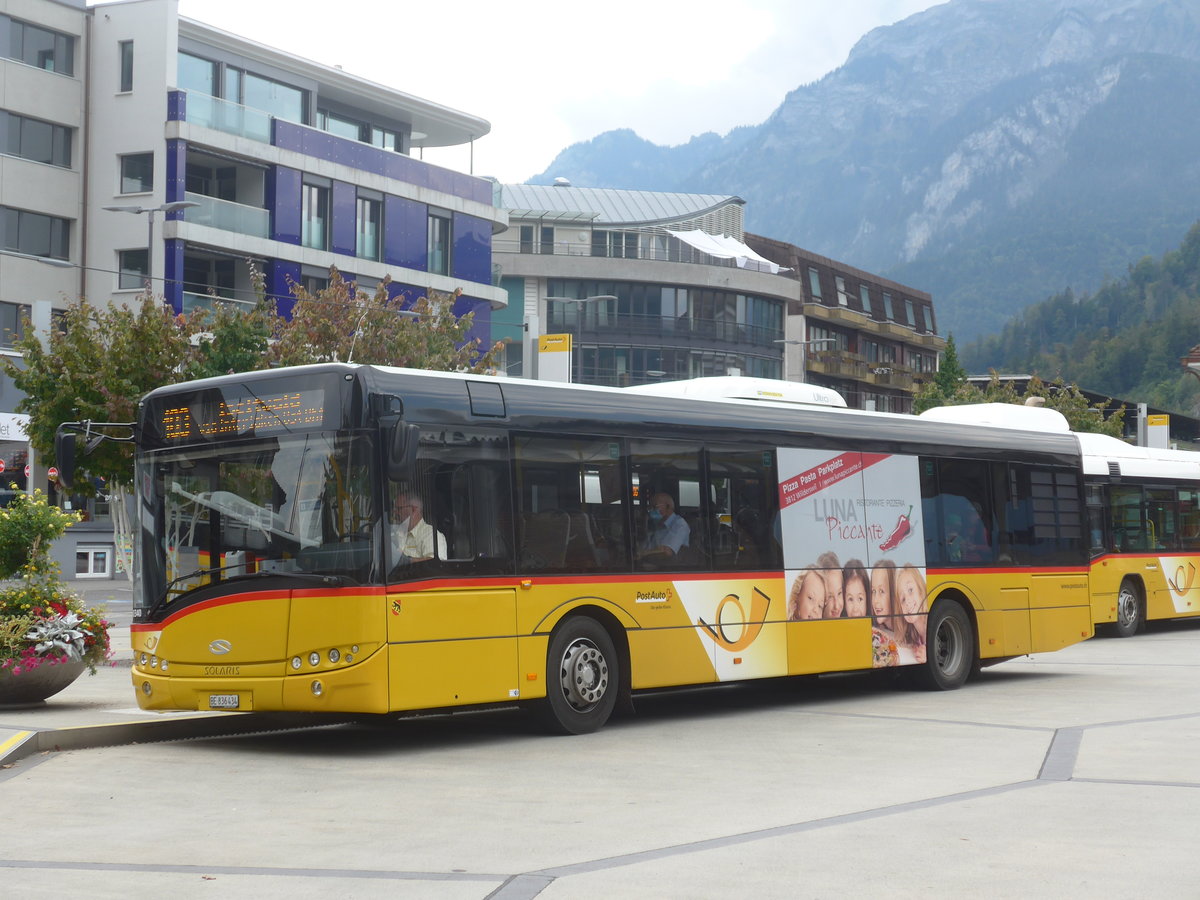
183 192 269 239
182 292 256 315
184 91 272 143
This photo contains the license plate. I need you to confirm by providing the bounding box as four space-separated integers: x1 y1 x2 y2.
209 693 240 709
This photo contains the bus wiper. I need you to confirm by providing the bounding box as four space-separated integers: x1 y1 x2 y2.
148 566 350 618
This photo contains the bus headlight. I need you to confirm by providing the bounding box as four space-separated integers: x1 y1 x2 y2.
308 651 320 667
328 648 340 663
311 680 324 697
291 656 302 670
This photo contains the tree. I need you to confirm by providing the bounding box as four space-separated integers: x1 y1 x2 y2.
913 334 979 413
267 269 503 372
3 293 197 575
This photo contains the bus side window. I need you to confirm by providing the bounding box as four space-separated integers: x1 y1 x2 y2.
706 446 780 571
629 438 706 571
514 434 628 574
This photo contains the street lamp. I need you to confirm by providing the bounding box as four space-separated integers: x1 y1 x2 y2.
102 200 199 285
774 337 839 383
524 294 617 380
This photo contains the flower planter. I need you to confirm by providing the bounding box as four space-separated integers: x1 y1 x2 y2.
0 658 86 709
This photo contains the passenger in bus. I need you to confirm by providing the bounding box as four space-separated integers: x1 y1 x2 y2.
895 563 928 663
842 559 869 618
639 493 690 560
870 559 898 633
391 492 447 564
788 567 826 620
819 550 845 618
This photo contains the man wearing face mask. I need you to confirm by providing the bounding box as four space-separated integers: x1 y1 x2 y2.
639 492 690 559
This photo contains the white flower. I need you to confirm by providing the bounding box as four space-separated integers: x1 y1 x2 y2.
25 613 92 661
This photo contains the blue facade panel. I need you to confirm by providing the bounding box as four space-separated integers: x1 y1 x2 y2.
267 259 301 319
167 89 185 121
331 181 356 257
384 196 427 272
268 166 302 245
163 238 184 313
164 139 186 205
452 213 491 285
272 120 491 204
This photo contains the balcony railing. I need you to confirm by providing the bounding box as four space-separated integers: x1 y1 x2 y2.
546 310 783 348
494 238 786 275
182 92 273 142
183 192 270 239
182 292 257 315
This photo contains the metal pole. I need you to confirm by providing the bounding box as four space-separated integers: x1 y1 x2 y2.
147 209 156 285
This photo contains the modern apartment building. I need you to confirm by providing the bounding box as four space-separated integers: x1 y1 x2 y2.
494 182 942 411
1 0 505 575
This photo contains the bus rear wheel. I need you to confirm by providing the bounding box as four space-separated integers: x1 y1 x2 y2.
1113 579 1144 638
912 600 975 691
536 617 618 735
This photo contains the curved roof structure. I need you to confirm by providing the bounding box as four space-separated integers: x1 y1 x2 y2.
500 184 743 227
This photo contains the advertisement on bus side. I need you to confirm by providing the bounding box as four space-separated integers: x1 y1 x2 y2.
778 450 928 667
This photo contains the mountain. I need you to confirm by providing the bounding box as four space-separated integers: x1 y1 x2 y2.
962 222 1200 415
530 0 1200 344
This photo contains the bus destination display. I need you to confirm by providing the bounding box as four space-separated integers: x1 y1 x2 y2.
161 389 325 441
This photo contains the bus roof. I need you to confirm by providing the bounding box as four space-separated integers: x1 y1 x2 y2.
918 403 1072 432
1075 431 1200 480
623 376 847 408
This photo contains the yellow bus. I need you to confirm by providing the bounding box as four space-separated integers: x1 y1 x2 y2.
60 365 1094 733
1077 432 1200 636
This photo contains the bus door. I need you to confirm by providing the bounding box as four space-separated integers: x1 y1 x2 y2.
385 427 519 711
923 459 1028 657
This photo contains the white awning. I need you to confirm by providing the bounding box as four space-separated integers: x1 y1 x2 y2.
666 229 789 274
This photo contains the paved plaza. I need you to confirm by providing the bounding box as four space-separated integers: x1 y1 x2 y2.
1 581 1199 897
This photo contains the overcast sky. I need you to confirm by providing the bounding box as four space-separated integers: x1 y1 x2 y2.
177 0 942 183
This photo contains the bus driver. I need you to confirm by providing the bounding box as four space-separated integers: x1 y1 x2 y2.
391 492 447 564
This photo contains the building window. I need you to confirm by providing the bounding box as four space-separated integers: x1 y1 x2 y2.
118 249 148 290
119 152 153 193
302 182 329 250
0 110 71 167
118 40 133 92
1 205 69 259
519 225 534 254
882 292 895 320
2 15 75 76
807 267 822 300
75 546 112 578
318 109 363 141
356 195 380 260
0 301 29 349
371 126 400 151
859 284 870 310
178 51 217 96
301 273 328 295
427 212 451 275
904 298 916 326
922 306 934 332
835 275 849 307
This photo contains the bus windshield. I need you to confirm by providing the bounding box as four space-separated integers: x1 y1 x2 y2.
134 430 377 615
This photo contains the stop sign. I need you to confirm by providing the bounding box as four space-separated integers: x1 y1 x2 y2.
48 466 59 481
0 460 5 473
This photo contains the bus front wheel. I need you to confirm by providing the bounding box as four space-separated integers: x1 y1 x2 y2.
1113 579 1144 638
912 600 975 691
536 617 618 735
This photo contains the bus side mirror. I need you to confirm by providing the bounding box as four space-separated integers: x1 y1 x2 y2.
54 428 76 491
387 423 419 480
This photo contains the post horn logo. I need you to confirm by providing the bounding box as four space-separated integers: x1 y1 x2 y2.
698 587 772 651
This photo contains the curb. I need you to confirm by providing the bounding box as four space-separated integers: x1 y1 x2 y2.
1 712 355 769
